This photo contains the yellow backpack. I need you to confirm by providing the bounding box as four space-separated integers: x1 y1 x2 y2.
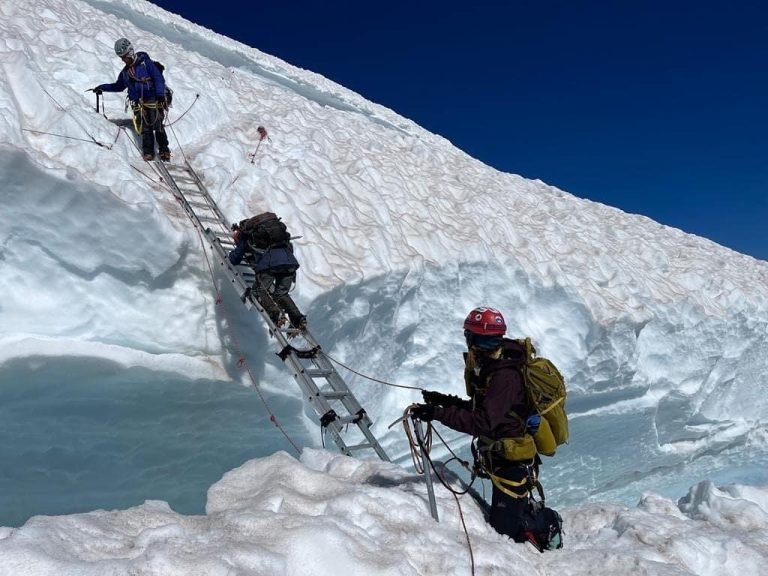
515 338 569 456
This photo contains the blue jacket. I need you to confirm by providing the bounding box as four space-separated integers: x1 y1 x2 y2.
97 51 165 103
228 237 299 274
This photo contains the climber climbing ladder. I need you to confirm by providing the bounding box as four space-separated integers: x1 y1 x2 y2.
154 159 390 462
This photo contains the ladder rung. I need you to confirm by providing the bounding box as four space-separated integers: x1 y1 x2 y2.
307 369 335 378
336 415 369 425
318 390 347 400
344 442 374 452
167 170 195 179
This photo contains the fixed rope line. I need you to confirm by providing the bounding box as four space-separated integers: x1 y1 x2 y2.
165 93 200 127
109 125 123 147
21 128 110 147
192 221 302 456
167 114 190 166
451 487 476 576
324 352 423 391
431 426 474 481
41 86 107 148
128 162 160 184
421 436 476 576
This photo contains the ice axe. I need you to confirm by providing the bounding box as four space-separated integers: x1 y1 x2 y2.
86 88 104 115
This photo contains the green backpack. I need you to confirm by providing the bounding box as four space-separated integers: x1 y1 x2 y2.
515 338 569 455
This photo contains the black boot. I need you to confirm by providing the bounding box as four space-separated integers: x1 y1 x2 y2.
275 294 305 329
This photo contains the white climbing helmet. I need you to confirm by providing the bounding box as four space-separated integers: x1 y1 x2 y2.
114 38 134 58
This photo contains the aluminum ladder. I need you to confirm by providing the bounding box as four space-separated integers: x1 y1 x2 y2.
154 159 390 462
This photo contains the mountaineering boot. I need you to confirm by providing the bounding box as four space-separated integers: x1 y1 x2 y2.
290 315 307 331
275 294 305 331
143 152 154 161
159 150 171 162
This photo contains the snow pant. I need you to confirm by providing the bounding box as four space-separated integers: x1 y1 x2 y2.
253 270 304 327
132 102 170 157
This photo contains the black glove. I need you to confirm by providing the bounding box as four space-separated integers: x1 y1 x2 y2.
422 390 468 408
90 87 103 95
157 96 167 108
411 404 435 422
422 390 449 405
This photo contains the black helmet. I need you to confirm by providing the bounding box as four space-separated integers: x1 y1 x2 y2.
114 38 134 58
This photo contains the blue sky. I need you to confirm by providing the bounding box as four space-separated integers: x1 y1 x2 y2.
150 0 766 261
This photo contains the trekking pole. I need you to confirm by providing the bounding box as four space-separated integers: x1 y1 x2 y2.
248 126 269 164
413 418 439 522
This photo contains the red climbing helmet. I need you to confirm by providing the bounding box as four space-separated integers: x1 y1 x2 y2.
463 307 507 336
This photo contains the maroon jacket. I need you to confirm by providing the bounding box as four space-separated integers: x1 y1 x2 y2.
434 339 528 440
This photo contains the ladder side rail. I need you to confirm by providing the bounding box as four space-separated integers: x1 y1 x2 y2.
157 163 230 237
267 330 380 458
282 357 359 457
301 365 389 461
317 365 390 461
178 161 232 227
253 304 389 461
156 166 229 241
